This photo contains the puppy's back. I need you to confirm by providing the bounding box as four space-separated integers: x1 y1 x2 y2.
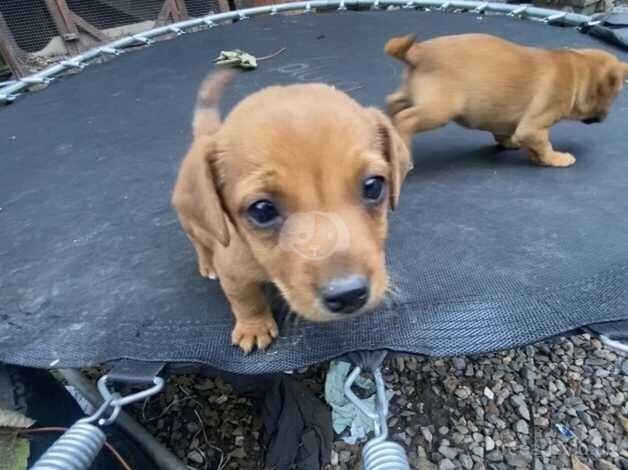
388 34 550 114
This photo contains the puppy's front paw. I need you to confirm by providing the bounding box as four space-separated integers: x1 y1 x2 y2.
539 151 576 168
231 315 279 353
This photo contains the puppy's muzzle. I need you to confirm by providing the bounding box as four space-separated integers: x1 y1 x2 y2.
320 275 370 314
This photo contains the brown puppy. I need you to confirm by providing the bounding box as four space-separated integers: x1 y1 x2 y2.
172 71 411 352
385 33 628 167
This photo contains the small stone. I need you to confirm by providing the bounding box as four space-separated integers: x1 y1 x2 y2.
577 410 594 427
611 392 625 406
417 446 437 470
439 458 455 470
597 459 619 470
438 446 459 460
485 435 495 451
483 387 495 400
487 450 504 462
471 446 484 458
339 450 351 463
590 428 603 447
331 450 339 466
517 404 530 421
621 359 628 376
234 435 245 446
619 415 628 434
187 450 203 464
452 357 466 370
460 454 474 469
456 386 472 400
571 456 592 470
514 419 529 434
421 427 433 442
439 426 449 435
505 453 532 468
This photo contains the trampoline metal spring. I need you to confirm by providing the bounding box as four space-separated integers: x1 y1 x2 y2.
362 438 410 470
31 422 106 470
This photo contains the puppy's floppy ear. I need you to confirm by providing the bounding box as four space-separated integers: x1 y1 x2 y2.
172 136 230 246
367 107 413 210
172 70 234 246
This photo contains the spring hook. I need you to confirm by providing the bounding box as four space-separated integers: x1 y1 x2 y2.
344 363 410 470
31 375 164 470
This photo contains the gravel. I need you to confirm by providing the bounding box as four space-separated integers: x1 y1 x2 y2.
124 333 628 469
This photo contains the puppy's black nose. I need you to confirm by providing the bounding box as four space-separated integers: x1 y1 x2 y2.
321 276 369 314
582 116 603 125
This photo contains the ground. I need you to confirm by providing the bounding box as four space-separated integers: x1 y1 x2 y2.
126 333 628 470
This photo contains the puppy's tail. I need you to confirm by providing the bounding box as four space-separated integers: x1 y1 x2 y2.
384 34 421 65
192 69 234 138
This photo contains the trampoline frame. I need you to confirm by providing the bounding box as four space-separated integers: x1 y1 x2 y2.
0 0 597 104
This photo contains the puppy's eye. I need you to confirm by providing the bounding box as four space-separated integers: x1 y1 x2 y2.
362 176 386 203
247 200 281 227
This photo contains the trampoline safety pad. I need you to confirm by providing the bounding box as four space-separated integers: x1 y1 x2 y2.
1 11 628 374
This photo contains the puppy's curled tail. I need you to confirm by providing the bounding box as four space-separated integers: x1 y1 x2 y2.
192 69 234 138
384 34 421 65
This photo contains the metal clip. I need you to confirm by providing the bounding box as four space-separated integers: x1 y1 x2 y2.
238 11 249 20
99 46 121 56
370 0 381 9
61 59 84 69
132 34 153 45
79 375 164 426
20 76 51 85
203 16 217 26
304 2 313 13
344 365 410 470
169 26 184 35
403 0 415 9
338 0 347 10
0 92 17 103
545 11 567 23
472 2 489 14
438 1 452 11
270 5 278 14
509 4 528 17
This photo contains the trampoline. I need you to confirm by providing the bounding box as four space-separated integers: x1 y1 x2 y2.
1 0 628 376
2 2 628 467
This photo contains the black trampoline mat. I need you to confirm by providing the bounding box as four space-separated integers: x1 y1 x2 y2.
2 10 628 374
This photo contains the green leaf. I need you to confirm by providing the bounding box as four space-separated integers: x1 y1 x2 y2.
0 435 30 470
214 49 258 70
0 409 34 429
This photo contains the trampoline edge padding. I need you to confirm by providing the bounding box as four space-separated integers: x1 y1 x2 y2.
1 10 628 374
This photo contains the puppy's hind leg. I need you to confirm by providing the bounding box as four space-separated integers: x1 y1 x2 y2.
393 98 458 148
514 124 575 168
385 90 413 117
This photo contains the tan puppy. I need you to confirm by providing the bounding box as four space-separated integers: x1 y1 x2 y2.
172 71 411 352
385 34 628 167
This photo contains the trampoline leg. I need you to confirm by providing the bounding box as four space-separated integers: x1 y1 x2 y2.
344 364 410 470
